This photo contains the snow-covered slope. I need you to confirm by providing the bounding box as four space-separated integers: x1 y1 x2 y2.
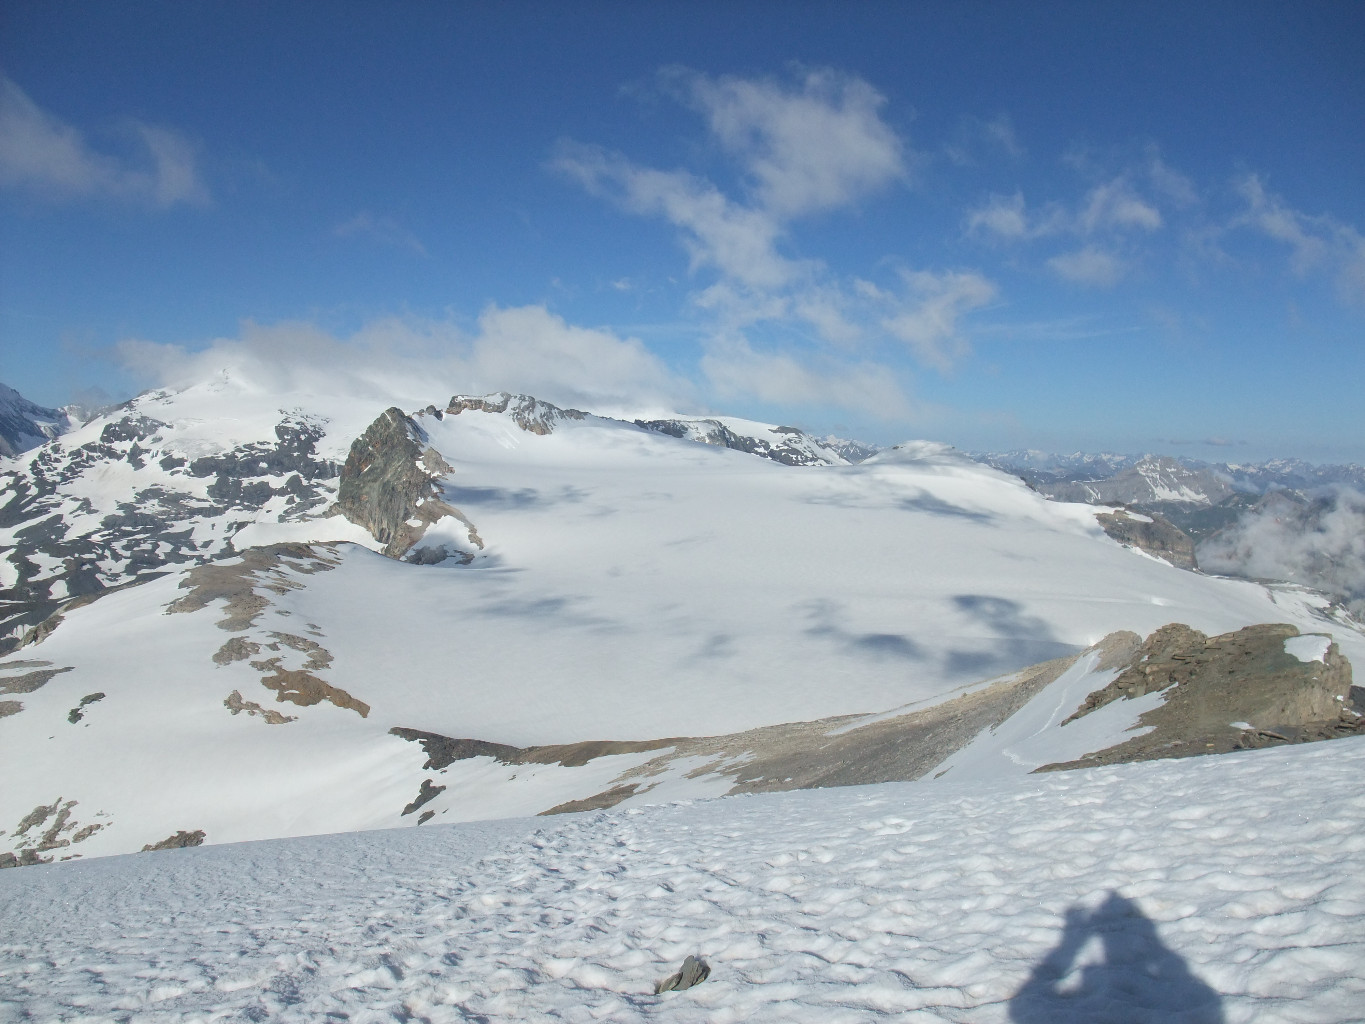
3 736 1362 1022
3 373 1364 863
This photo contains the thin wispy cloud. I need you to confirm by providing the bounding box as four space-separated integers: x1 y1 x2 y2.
881 270 997 371
557 67 996 416
1047 246 1126 287
700 334 912 418
667 66 907 217
0 76 209 207
944 113 1024 165
1232 175 1365 305
333 212 428 256
967 176 1160 245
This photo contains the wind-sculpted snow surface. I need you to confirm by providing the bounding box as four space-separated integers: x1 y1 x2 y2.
2 738 1363 1022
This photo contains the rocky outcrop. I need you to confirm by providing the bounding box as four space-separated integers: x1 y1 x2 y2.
391 622 1361 818
1095 507 1198 569
142 829 205 851
635 418 843 466
334 407 480 561
445 392 586 435
166 543 367 718
1041 623 1360 771
0 797 104 867
386 641 1112 814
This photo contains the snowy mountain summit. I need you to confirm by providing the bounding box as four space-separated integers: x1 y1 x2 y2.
1 374 1364 869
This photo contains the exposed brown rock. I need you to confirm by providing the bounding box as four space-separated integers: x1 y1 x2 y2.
251 659 369 718
224 689 297 724
167 544 339 629
390 645 1112 814
388 727 522 768
213 637 261 665
142 829 205 851
542 784 642 815
1040 622 1358 771
1 797 103 867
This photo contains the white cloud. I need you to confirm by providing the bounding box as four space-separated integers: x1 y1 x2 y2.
0 76 208 207
945 113 1024 165
1236 176 1365 305
980 114 1023 158
560 68 995 395
881 270 997 372
700 334 911 418
460 305 691 414
555 141 801 292
333 212 427 256
1079 178 1161 234
1232 175 1365 305
966 175 1162 250
116 305 693 417
1145 149 1197 207
1047 246 1125 287
966 192 1034 240
670 67 906 217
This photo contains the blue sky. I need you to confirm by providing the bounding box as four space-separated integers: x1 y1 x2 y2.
2 1 1363 461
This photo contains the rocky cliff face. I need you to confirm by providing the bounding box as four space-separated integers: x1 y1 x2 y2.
334 407 479 561
0 383 76 458
1095 507 1198 569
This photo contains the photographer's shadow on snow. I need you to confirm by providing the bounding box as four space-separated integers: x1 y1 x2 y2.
1010 892 1224 1024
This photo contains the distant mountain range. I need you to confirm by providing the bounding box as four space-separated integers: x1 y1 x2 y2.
970 450 1365 505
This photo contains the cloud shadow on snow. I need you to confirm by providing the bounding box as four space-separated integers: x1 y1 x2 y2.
801 488 996 524
944 594 1076 678
1010 892 1224 1023
799 599 926 662
441 484 588 510
896 490 996 523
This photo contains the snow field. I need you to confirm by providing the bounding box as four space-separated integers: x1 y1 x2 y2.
3 736 1363 1023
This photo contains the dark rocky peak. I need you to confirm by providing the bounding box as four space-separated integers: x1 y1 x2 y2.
0 383 77 458
334 407 478 562
444 392 587 435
